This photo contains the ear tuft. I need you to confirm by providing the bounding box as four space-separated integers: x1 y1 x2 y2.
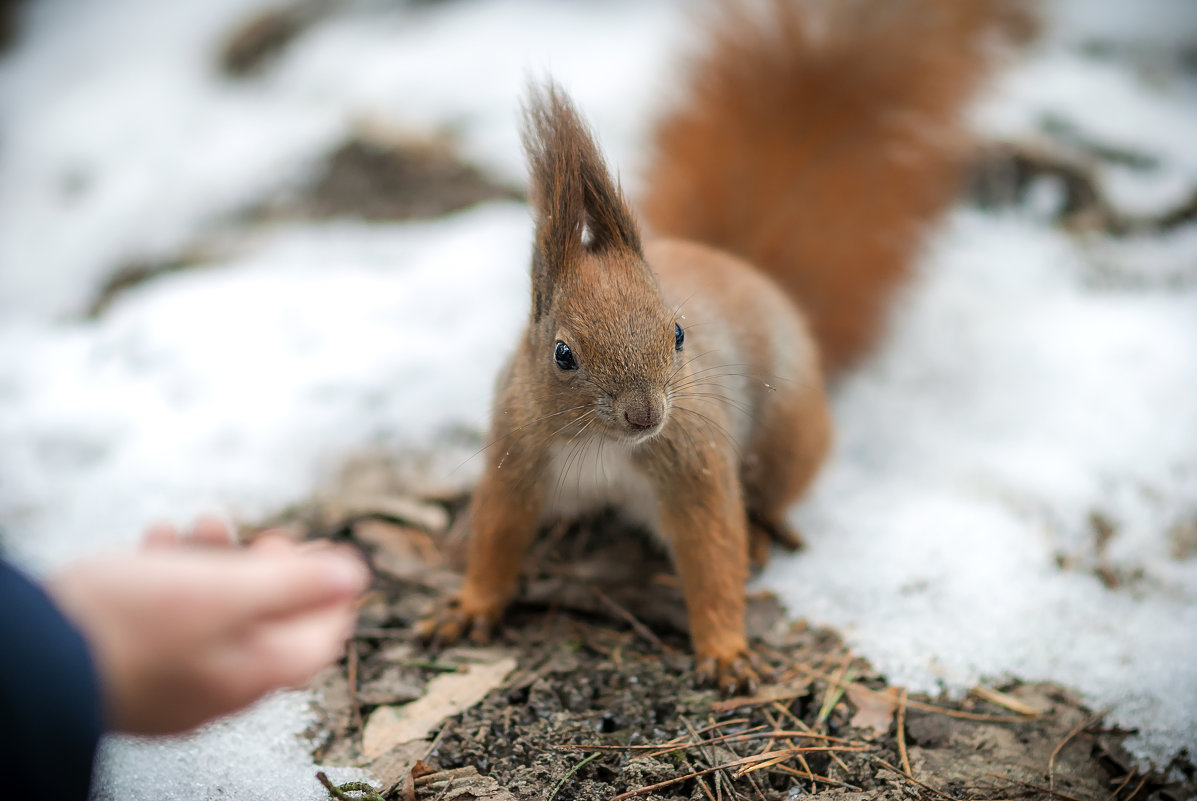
521 81 642 317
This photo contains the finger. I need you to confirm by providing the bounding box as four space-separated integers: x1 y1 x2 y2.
142 523 180 550
248 532 299 554
212 550 370 625
214 603 358 711
189 515 235 548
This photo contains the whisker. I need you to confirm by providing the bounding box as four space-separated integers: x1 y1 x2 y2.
672 404 743 460
451 401 597 473
670 390 754 418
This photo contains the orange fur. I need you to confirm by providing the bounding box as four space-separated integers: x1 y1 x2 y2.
643 0 1026 373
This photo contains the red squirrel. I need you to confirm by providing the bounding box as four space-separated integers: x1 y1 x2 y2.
418 0 1026 693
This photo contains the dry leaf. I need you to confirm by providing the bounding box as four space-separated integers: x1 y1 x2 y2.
362 656 517 759
364 741 427 797
846 684 900 736
355 519 441 579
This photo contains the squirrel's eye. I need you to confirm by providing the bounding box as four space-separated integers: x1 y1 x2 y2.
554 340 578 371
674 323 685 351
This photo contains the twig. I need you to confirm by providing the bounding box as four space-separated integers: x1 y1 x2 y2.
772 701 852 775
1105 771 1136 801
422 719 453 761
429 777 456 801
592 587 665 650
896 688 912 778
1050 707 1110 793
876 759 955 801
985 771 1091 801
971 685 1042 717
773 764 862 790
346 640 363 734
1122 774 1150 801
611 758 734 800
686 717 735 801
549 752 601 801
682 755 718 801
613 745 873 800
556 728 865 753
764 707 817 795
789 663 1036 722
711 715 768 801
414 767 476 787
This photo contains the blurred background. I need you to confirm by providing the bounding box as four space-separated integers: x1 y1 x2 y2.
0 0 1195 793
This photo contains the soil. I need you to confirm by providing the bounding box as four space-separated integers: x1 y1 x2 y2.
248 467 1195 801
86 130 518 318
268 133 521 223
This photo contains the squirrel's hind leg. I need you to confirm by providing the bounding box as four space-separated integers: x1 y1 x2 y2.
740 373 832 568
748 514 805 570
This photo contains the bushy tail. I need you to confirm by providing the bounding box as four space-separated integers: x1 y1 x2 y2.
642 0 1031 373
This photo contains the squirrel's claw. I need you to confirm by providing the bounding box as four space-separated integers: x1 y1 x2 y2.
414 597 498 649
696 649 765 697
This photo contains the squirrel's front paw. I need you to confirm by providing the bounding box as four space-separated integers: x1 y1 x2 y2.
696 649 765 697
414 596 500 648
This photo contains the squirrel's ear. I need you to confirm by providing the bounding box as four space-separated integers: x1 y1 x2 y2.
522 81 642 320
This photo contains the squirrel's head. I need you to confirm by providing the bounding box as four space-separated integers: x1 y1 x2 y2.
520 82 683 444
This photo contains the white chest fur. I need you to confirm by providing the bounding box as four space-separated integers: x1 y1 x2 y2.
540 437 661 532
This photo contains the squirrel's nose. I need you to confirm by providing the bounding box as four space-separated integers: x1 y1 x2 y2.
624 407 661 431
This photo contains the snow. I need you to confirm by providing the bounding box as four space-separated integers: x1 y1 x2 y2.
94 692 367 801
758 211 1197 764
0 208 531 573
0 0 1194 795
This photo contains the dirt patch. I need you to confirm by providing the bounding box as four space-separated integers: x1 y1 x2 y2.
218 0 331 77
966 139 1197 240
267 132 522 222
247 469 1194 801
86 130 520 317
0 0 23 52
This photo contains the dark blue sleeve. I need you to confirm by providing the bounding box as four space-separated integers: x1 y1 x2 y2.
0 558 106 801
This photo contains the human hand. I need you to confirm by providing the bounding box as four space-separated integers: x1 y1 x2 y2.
46 520 369 735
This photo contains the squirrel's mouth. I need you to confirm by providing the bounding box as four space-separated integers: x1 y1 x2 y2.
614 412 667 445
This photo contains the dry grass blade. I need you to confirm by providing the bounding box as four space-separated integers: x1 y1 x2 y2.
791 663 1037 722
610 745 868 801
1122 774 1150 801
681 755 718 801
555 728 867 754
733 753 791 776
1049 707 1110 792
592 587 666 650
971 685 1042 717
413 767 477 787
1105 770 1137 801
771 700 852 775
682 717 730 801
896 688 912 778
763 707 817 795
773 764 861 790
